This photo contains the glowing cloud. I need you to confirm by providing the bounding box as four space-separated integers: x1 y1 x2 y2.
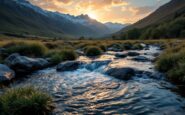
28 0 171 24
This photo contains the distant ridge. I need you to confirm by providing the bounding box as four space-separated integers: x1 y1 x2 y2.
117 0 185 35
0 0 111 38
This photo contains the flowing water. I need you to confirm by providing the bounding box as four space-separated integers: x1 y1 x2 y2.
6 46 185 114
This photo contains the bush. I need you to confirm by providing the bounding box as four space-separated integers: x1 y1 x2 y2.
156 45 185 83
85 46 102 57
126 28 141 39
0 87 54 115
132 43 143 50
99 44 107 52
4 42 48 57
46 49 78 64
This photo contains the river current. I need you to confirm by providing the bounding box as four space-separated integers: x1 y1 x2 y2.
6 46 185 115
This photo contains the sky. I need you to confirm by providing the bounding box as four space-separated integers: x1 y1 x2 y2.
28 0 171 24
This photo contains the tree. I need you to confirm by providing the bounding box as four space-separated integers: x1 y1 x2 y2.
126 28 141 39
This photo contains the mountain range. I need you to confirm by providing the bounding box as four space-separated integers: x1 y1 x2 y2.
0 0 125 38
117 0 185 35
105 22 129 34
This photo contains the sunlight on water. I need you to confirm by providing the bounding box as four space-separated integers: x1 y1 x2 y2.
9 46 185 114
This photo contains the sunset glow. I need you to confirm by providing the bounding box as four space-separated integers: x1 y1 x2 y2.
88 12 98 19
28 0 170 24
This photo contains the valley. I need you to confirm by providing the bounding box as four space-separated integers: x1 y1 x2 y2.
0 0 185 115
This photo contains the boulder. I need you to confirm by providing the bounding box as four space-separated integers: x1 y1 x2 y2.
0 64 15 82
57 61 84 71
115 53 127 58
105 67 135 80
107 44 123 52
131 56 150 62
5 53 49 73
85 60 112 71
127 52 140 57
153 53 160 57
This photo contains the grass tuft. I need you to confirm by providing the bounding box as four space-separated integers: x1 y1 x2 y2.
84 46 102 57
46 49 78 64
0 87 54 115
156 44 185 83
4 42 48 57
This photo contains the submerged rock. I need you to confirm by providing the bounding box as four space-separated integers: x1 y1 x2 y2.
127 52 140 57
131 56 150 62
57 61 84 71
85 60 112 71
107 44 123 52
0 64 15 82
105 67 135 80
5 53 49 73
115 53 127 58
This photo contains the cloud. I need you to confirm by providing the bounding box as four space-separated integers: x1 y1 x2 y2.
28 0 169 24
132 6 155 15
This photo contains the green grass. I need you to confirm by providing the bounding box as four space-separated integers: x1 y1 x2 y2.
46 49 78 64
84 46 102 57
156 43 185 83
3 41 48 57
0 87 54 115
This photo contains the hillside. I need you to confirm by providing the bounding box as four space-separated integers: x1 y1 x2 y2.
0 0 110 38
117 0 185 36
105 22 129 33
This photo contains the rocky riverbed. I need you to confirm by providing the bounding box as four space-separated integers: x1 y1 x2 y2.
1 45 185 114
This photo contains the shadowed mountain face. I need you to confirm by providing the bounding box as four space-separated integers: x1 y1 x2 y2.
0 0 111 38
118 0 185 34
105 22 130 34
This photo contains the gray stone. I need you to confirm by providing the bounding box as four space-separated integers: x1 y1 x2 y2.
85 60 112 71
57 61 83 71
5 53 49 73
105 67 135 80
115 53 127 58
127 52 140 57
132 56 150 62
0 64 15 82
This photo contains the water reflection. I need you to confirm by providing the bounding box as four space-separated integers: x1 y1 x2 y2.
8 46 185 114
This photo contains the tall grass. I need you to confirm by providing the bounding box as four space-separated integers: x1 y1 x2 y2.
156 43 185 83
84 46 102 57
0 87 54 115
46 49 78 64
3 41 48 57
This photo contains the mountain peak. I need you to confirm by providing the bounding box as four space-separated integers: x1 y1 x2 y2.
78 14 90 19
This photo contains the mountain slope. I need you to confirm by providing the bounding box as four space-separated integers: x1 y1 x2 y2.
0 0 110 38
105 22 129 33
118 0 185 34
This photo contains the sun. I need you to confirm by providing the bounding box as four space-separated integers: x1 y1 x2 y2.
88 13 97 19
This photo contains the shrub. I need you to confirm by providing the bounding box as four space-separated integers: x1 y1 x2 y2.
85 46 102 57
4 42 48 57
99 44 107 52
46 49 78 64
132 43 143 50
156 45 185 83
126 28 141 39
167 61 185 82
0 87 54 115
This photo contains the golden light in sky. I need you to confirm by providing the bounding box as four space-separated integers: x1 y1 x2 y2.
28 0 171 24
88 12 97 19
